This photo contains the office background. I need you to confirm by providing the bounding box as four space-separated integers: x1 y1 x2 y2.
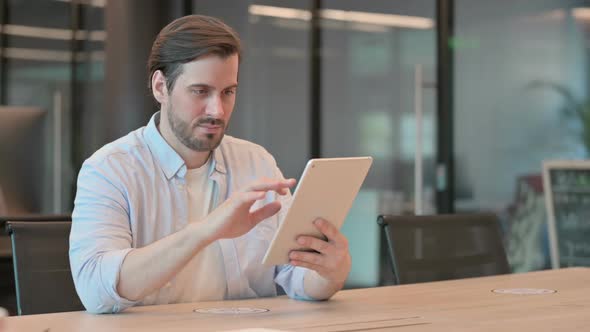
0 0 589 287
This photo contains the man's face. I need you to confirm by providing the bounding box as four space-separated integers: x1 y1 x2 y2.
163 54 238 152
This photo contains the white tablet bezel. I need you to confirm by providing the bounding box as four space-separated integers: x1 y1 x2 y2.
262 156 373 266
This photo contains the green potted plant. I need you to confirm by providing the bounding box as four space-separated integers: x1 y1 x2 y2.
528 81 590 156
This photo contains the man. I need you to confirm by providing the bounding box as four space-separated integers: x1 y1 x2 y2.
70 15 351 314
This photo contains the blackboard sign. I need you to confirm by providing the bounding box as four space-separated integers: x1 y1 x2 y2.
543 160 590 269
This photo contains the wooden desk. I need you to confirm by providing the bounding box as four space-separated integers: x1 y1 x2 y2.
5 268 590 332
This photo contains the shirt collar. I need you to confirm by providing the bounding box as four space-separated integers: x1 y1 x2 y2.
144 112 227 180
212 144 226 174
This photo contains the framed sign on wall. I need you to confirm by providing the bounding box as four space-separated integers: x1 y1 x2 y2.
543 160 590 269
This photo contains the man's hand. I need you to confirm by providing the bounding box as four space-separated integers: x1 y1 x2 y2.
203 177 296 241
288 218 352 288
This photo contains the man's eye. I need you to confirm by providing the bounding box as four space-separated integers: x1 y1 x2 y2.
224 89 236 96
192 89 208 95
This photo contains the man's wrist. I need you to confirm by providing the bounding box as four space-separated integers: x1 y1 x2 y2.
185 220 218 247
303 269 345 300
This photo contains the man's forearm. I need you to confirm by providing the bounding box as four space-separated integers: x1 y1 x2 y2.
117 221 217 301
303 270 345 300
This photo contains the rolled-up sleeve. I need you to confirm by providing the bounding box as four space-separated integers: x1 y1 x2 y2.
69 160 138 314
274 264 315 300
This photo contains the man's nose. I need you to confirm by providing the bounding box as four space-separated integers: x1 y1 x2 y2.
205 95 224 118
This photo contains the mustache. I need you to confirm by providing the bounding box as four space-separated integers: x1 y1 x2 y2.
196 117 225 127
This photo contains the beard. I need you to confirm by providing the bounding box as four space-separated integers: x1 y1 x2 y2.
166 103 226 152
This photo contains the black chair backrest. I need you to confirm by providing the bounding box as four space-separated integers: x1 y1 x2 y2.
6 220 83 315
377 213 510 285
1 215 73 234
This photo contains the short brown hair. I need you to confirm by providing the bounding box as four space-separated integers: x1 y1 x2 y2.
147 15 241 94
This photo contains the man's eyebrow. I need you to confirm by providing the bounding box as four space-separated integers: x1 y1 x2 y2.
187 83 213 89
187 83 238 90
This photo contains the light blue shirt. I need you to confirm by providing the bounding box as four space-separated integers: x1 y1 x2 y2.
70 112 311 314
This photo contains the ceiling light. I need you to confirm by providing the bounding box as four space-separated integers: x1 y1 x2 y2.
248 5 434 30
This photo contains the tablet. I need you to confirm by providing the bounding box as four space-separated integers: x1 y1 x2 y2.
262 157 373 266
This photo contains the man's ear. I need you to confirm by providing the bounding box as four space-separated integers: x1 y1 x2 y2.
151 70 168 104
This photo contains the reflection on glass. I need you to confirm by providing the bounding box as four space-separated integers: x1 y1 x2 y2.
321 0 436 288
454 0 590 272
1 0 105 214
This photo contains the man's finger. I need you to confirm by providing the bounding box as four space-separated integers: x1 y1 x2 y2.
249 201 282 225
289 250 325 266
235 191 266 205
243 178 296 193
313 219 347 245
297 236 331 254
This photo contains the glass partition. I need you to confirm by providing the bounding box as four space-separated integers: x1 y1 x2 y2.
454 0 590 272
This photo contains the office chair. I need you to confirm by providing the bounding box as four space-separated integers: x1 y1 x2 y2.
6 220 84 315
377 213 510 285
1 214 72 231
0 215 73 315
0 253 16 316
